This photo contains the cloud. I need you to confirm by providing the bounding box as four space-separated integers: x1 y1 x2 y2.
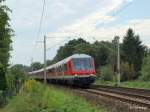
47 0 132 39
49 18 150 44
59 12 114 34
7 0 150 65
90 18 150 43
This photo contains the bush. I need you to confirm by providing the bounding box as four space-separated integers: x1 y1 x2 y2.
0 90 8 107
2 80 103 112
140 55 150 81
6 65 28 95
97 65 114 81
121 62 135 81
0 91 4 106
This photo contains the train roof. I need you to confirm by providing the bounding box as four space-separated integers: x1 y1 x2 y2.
29 54 92 74
70 54 91 58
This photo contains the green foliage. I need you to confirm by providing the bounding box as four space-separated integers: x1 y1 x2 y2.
31 62 43 71
0 64 7 90
140 55 150 81
74 43 92 54
46 60 53 66
53 38 88 62
2 80 107 112
30 28 147 83
0 0 13 90
92 41 110 68
0 0 12 69
122 28 145 79
97 65 113 81
6 64 28 94
95 80 150 90
53 39 112 69
120 62 134 81
121 81 150 90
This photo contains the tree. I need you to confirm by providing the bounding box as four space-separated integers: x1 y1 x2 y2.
92 41 111 68
121 62 135 81
53 38 88 62
46 60 53 66
140 55 150 81
97 64 113 81
122 28 145 79
144 46 150 56
30 62 43 71
9 64 30 72
0 63 7 90
53 38 112 70
0 0 13 90
6 64 28 93
73 43 93 55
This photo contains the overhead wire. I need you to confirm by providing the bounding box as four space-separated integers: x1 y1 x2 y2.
30 0 46 63
91 1 132 53
112 1 132 17
30 0 132 64
36 0 46 40
46 37 71 51
92 37 117 54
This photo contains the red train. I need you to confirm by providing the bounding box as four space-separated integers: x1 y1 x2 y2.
29 54 96 86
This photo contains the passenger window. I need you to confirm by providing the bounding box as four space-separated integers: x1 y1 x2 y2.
64 64 67 72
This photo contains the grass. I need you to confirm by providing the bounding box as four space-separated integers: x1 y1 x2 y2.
1 80 109 112
95 79 150 90
121 81 150 89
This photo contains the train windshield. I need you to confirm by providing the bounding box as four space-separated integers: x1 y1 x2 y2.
72 58 94 71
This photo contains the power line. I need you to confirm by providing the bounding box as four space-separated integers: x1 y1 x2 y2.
101 1 132 28
112 1 132 17
43 36 71 83
31 0 46 63
90 1 132 53
30 0 132 65
46 37 71 50
36 0 46 40
92 37 117 54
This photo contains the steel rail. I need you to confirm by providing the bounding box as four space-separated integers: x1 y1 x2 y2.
94 88 150 102
78 88 150 108
91 85 150 95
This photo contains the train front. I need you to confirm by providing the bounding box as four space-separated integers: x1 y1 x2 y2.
70 54 96 86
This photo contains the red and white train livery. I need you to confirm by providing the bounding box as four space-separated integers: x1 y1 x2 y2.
29 54 96 86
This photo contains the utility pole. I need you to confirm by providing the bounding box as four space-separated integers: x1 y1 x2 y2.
44 35 47 84
116 36 121 86
31 58 33 71
43 35 70 84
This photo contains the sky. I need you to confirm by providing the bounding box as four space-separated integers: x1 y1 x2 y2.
5 0 150 65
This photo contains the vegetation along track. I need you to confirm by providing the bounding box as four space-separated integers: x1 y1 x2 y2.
78 85 150 109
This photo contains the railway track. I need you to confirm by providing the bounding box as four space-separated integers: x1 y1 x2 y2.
48 83 150 110
77 85 150 109
48 83 150 111
91 85 150 96
91 85 150 100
